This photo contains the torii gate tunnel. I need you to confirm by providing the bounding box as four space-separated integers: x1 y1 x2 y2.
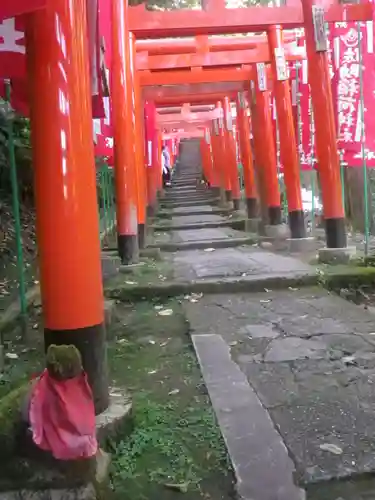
2 0 372 413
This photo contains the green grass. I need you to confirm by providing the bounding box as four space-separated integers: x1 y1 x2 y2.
106 299 233 499
105 257 173 296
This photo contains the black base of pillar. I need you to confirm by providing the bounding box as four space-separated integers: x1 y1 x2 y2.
118 234 139 265
211 186 221 198
233 199 241 211
138 223 147 249
147 204 156 219
325 217 347 248
288 210 306 239
268 206 282 225
44 323 109 415
225 190 232 202
246 198 258 219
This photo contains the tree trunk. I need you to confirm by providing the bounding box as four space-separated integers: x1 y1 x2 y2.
344 167 374 234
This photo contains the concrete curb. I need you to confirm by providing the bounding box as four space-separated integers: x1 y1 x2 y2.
106 272 319 302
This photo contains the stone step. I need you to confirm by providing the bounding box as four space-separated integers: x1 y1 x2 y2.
163 196 216 203
106 271 318 301
162 199 219 208
150 235 257 252
152 219 247 232
158 207 231 218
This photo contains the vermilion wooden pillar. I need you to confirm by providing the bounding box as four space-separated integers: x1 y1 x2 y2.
301 0 346 248
130 33 147 248
26 0 108 413
252 75 282 225
216 101 232 204
223 97 241 210
200 137 209 183
236 92 258 219
157 131 163 194
210 119 223 197
204 127 220 195
144 101 158 217
268 26 306 239
111 0 139 264
200 130 212 186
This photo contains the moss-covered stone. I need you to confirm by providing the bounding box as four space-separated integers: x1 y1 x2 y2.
46 344 83 380
0 384 29 458
318 264 375 291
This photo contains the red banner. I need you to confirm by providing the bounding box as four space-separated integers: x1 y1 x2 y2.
0 1 107 119
0 17 26 79
94 0 113 161
290 60 314 170
0 0 45 22
330 21 375 166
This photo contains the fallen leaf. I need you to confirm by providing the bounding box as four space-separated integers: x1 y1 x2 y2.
342 355 356 365
158 309 173 316
117 338 128 345
260 299 271 304
168 389 180 395
5 353 19 360
165 482 189 493
319 443 343 455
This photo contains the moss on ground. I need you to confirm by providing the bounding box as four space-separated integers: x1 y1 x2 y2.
0 302 44 400
105 256 174 300
0 383 28 457
317 264 375 291
106 299 234 499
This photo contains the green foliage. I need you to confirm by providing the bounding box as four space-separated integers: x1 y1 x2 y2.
0 101 32 202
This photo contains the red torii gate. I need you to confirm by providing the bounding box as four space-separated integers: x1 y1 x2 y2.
137 29 308 229
137 33 305 217
130 0 372 246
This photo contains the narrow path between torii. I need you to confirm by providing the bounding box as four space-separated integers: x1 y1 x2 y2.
152 140 375 500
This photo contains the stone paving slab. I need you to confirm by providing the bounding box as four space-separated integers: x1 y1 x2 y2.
172 227 238 243
182 288 375 497
171 214 225 225
173 247 312 281
171 205 213 214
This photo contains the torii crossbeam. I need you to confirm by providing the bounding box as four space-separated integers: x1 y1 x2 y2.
129 0 371 38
